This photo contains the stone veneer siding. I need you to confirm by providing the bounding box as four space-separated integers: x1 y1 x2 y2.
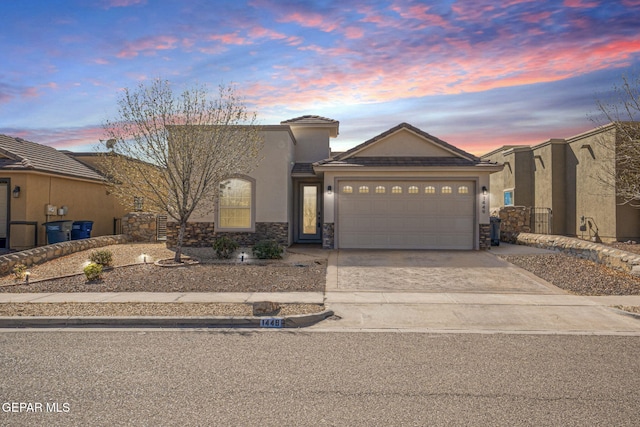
513 232 640 276
322 223 334 249
490 206 531 242
479 224 491 250
166 222 289 247
122 212 158 243
0 235 128 276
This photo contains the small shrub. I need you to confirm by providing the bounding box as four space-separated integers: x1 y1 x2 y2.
213 236 239 259
12 263 27 280
84 263 103 282
89 249 113 267
252 240 283 259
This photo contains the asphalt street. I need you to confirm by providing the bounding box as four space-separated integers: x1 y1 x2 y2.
1 330 639 426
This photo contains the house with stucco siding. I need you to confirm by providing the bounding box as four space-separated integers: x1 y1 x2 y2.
481 123 640 242
0 135 128 250
167 116 503 250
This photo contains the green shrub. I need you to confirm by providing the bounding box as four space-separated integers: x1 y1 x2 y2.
89 249 113 267
213 236 239 259
252 240 283 259
84 263 103 281
12 263 27 280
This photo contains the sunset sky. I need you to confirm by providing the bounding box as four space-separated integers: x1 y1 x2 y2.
1 0 640 155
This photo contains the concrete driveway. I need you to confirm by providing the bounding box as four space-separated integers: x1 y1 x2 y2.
329 249 563 294
316 246 640 334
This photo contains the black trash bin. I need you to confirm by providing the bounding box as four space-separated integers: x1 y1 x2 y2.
44 220 74 244
71 220 94 240
490 216 501 246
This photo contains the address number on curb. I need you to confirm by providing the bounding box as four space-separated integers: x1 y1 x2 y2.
260 318 284 328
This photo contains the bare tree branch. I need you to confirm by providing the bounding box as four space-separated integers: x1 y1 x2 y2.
100 79 263 262
592 72 640 207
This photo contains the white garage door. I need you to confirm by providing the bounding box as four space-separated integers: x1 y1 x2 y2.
337 181 475 249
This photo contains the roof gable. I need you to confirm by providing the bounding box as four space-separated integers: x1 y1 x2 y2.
335 123 479 162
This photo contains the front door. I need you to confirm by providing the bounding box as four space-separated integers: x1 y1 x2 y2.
299 183 321 241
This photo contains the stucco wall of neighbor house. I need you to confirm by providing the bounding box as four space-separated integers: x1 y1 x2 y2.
481 147 510 210
616 203 640 240
3 172 126 250
568 129 619 242
290 127 331 163
531 139 566 235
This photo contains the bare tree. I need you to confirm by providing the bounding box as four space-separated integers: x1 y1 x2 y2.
593 72 640 207
101 79 263 262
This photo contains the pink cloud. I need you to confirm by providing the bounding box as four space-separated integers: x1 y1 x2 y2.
519 11 553 23
563 0 599 7
116 35 179 58
93 58 110 65
3 126 106 149
207 32 250 45
277 11 338 32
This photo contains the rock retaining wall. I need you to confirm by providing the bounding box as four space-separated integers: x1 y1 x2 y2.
513 232 640 276
0 235 128 276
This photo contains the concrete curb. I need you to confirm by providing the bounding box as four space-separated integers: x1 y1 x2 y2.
0 309 334 329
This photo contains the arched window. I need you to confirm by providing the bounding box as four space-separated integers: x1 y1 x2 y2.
359 185 369 193
391 186 402 194
217 177 254 230
442 186 452 194
408 185 419 194
458 185 469 194
425 186 436 194
342 185 353 194
375 186 386 194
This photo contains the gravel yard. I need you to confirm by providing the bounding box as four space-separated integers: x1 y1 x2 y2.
0 243 328 317
2 242 640 318
499 253 640 295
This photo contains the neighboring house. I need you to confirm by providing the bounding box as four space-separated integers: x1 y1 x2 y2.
0 135 128 250
481 123 640 242
172 117 502 250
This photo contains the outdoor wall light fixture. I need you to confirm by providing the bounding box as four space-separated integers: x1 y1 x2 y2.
12 186 20 198
482 186 488 195
327 185 332 195
24 271 30 284
142 253 147 264
240 251 246 263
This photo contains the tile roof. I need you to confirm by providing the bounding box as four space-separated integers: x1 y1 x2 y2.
0 135 105 181
281 115 339 125
291 163 316 176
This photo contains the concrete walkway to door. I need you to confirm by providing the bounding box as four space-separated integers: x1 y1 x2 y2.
313 245 640 335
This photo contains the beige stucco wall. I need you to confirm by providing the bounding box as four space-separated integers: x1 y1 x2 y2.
481 146 533 209
1 172 127 250
189 129 294 228
354 130 457 157
531 140 566 234
290 127 331 163
568 129 618 241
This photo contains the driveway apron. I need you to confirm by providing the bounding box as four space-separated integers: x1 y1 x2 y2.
317 249 640 334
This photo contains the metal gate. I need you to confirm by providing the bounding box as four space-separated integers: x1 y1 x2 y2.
530 207 552 234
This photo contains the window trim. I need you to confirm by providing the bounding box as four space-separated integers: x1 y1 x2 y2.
504 189 514 206
215 175 256 232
